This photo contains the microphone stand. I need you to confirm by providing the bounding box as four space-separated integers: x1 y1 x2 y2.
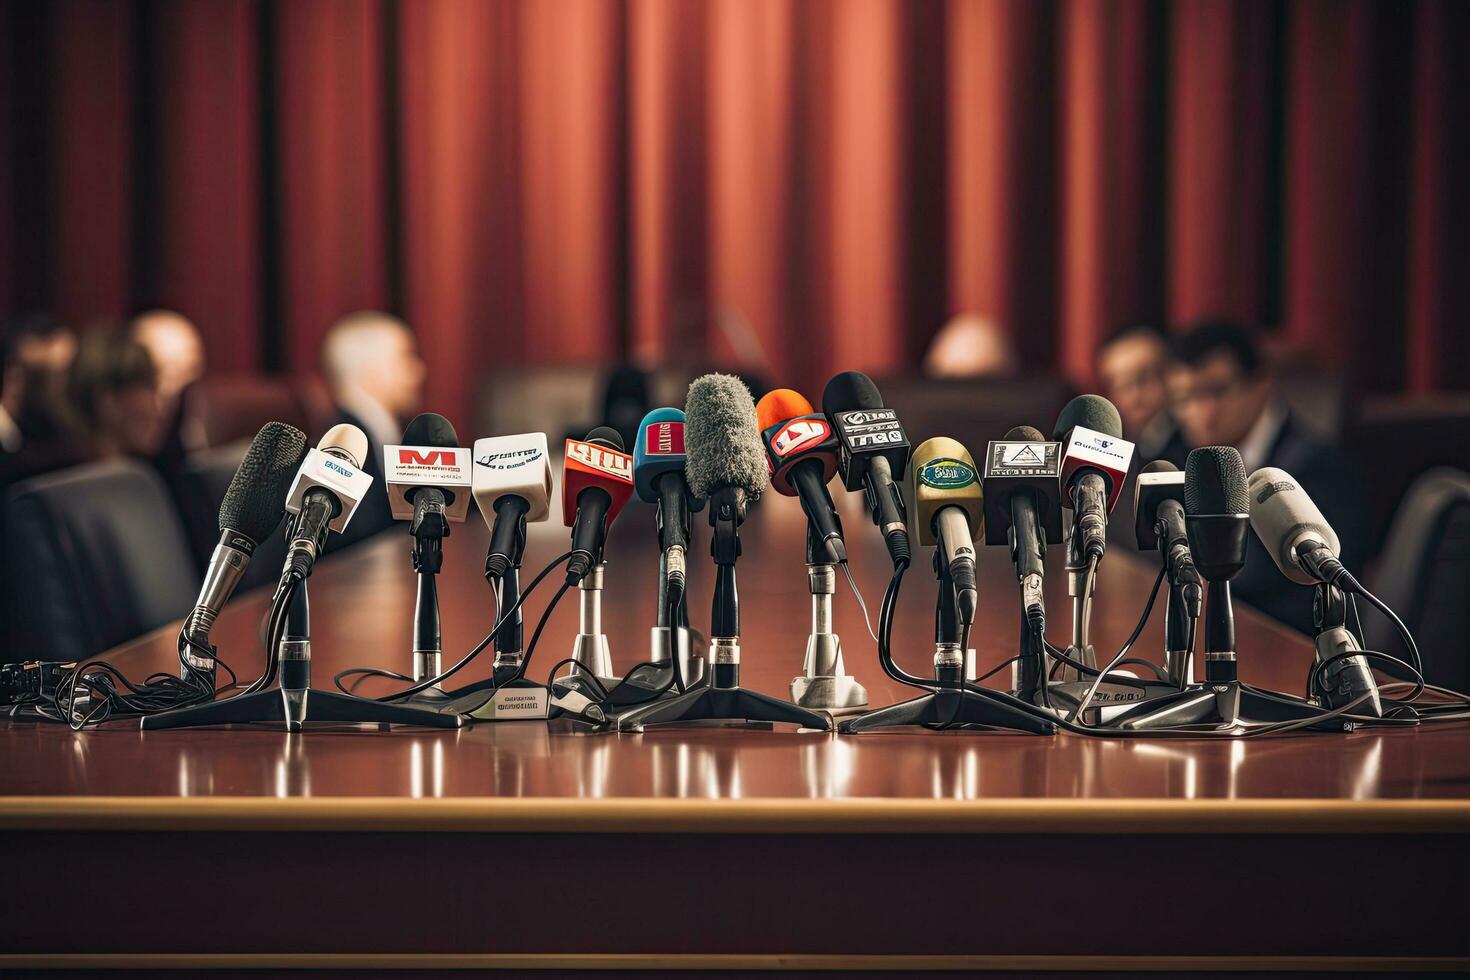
1107 514 1344 731
790 521 868 714
840 552 1054 734
438 516 552 720
142 576 459 732
601 548 702 709
1310 583 1384 717
1061 525 1096 681
405 498 448 701
617 487 831 732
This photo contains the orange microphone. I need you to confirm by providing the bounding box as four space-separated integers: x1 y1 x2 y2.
754 388 846 563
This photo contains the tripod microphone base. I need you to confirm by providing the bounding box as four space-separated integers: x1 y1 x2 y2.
790 674 868 714
1036 678 1183 725
839 687 1055 735
439 676 550 721
615 684 831 732
140 687 461 732
1106 681 1353 732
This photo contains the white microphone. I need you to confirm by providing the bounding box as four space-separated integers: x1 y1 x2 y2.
283 423 375 578
383 413 473 525
1247 466 1355 590
473 432 553 579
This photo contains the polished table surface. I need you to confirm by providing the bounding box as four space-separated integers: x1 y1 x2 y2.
4 490 1470 822
6 492 1470 973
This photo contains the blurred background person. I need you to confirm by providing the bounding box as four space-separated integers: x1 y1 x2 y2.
320 311 427 544
1096 323 1187 469
923 313 1020 380
1166 320 1366 633
65 324 168 462
129 309 208 500
0 314 81 489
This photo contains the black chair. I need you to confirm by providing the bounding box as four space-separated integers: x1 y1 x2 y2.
2 459 199 664
1364 468 1470 691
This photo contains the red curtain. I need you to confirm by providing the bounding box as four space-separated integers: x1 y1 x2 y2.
2 0 1466 428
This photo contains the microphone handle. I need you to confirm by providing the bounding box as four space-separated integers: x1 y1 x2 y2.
790 460 847 564
865 456 910 564
286 490 337 578
485 495 530 580
934 506 978 626
567 487 613 581
1009 493 1045 582
1071 471 1109 562
186 528 257 648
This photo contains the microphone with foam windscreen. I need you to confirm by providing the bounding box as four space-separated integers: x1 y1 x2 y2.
184 423 308 666
383 413 472 530
755 388 847 564
1053 394 1135 563
910 437 982 627
563 426 635 584
283 423 376 579
1184 447 1251 681
821 371 911 566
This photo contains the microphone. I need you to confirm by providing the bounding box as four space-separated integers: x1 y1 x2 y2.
1247 467 1357 590
982 425 1063 627
821 371 911 566
910 437 982 627
283 423 375 579
185 422 308 658
473 433 552 580
383 412 472 529
633 407 704 598
1184 447 1251 680
563 426 635 584
755 388 847 564
1135 460 1203 615
1053 394 1135 563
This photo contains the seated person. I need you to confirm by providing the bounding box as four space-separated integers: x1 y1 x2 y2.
129 309 208 505
0 313 82 489
923 313 1020 380
1166 321 1366 633
1096 323 1187 469
320 311 427 544
67 325 169 462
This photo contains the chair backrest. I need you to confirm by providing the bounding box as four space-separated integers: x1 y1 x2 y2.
176 441 290 596
2 458 199 663
1365 468 1470 690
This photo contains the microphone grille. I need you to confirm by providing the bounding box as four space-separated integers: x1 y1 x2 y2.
821 371 883 415
401 412 458 447
219 422 309 541
586 425 625 451
684 373 766 500
1185 446 1249 515
1052 394 1123 441
1003 425 1046 442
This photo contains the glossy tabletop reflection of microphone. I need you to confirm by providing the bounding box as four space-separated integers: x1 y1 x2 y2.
282 422 375 579
563 426 635 584
755 388 848 565
821 371 912 566
185 422 308 663
910 437 983 627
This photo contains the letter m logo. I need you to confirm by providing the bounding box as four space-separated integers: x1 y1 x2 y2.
399 449 456 466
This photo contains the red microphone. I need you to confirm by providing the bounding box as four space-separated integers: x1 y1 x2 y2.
562 427 635 582
755 389 846 563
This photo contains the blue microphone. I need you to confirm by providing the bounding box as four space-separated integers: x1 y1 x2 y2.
633 407 704 597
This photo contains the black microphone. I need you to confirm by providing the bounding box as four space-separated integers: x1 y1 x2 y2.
1053 394 1134 563
563 426 635 583
1136 460 1203 617
395 413 464 543
186 423 308 659
981 425 1063 629
821 371 912 566
1184 447 1251 681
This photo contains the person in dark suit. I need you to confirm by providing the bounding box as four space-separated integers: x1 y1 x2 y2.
1096 323 1188 469
1166 321 1366 633
320 311 427 547
0 313 84 491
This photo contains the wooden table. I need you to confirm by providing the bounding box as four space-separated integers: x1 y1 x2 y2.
4 492 1469 975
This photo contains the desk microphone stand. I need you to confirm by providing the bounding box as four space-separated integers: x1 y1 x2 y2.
142 577 459 732
1058 527 1096 681
840 553 1054 734
601 550 703 710
1107 514 1343 731
438 525 552 719
1311 583 1383 717
617 487 830 732
791 522 867 713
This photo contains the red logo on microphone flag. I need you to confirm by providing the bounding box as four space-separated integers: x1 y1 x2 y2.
399 449 457 467
644 421 685 456
772 419 831 458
